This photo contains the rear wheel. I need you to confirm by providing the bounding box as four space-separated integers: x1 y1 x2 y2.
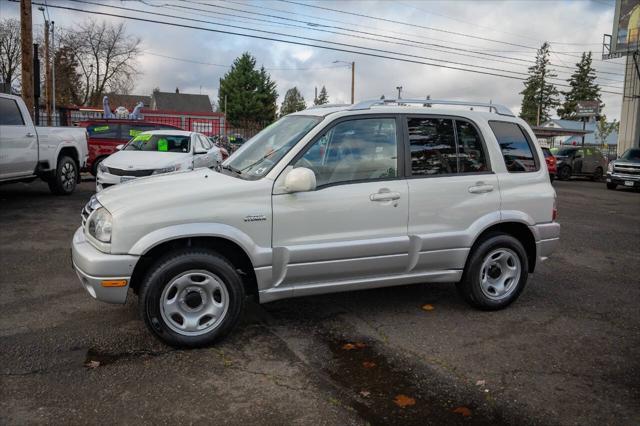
606 182 617 190
558 165 571 181
139 249 245 348
591 167 603 181
457 233 528 310
47 156 77 195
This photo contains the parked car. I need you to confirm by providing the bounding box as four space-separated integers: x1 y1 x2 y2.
0 93 88 195
72 99 560 347
542 147 557 182
95 130 222 192
554 146 606 181
606 147 640 190
76 119 182 176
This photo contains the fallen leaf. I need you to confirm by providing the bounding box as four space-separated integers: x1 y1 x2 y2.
362 361 377 369
421 304 435 311
84 360 100 369
342 342 366 350
475 380 486 386
359 390 371 397
393 394 416 408
452 406 472 417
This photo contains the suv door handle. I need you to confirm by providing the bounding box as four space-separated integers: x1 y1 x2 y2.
370 191 401 201
26 132 35 138
468 182 494 194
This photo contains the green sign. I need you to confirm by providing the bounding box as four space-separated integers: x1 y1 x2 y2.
158 138 168 152
132 133 152 142
129 129 142 137
93 125 110 133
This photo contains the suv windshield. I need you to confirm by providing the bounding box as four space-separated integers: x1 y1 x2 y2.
620 148 640 161
124 134 190 153
223 115 322 179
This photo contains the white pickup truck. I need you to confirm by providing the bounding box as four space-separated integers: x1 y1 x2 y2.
0 93 88 194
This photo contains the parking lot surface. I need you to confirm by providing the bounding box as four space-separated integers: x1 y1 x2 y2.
1 179 638 425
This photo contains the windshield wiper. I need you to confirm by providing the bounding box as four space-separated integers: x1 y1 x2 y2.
221 164 242 175
240 144 289 173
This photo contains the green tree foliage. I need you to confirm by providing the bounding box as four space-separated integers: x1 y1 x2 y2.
280 87 306 116
218 52 278 126
595 115 619 145
557 52 601 119
314 86 329 105
519 42 560 125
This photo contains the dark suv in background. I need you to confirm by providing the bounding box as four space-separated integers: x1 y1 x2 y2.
76 119 182 175
554 146 607 181
606 148 640 190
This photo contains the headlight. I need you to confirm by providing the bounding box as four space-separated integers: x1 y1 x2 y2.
98 162 108 174
152 164 181 175
87 207 112 243
607 161 614 172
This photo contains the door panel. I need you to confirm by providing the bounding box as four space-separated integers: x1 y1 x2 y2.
0 97 37 178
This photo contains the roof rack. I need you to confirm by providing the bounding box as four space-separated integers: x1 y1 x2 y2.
306 103 351 109
349 98 514 116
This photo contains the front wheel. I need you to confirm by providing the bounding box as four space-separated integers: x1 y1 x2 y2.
48 156 77 195
591 167 603 181
457 233 528 310
139 249 245 348
606 182 617 190
558 165 571 181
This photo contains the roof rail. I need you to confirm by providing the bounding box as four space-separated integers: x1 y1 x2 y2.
349 98 514 116
306 103 351 109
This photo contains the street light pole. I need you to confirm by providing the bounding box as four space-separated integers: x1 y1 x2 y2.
333 60 355 104
396 86 403 99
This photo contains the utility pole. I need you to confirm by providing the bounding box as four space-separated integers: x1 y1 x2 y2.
396 86 403 99
536 67 545 127
20 0 34 120
314 86 318 104
39 7 51 126
350 61 355 104
51 21 55 116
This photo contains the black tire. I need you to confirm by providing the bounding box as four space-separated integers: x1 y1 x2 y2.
558 165 571 181
47 155 77 195
139 249 245 348
606 182 617 190
591 167 603 181
456 233 529 310
91 157 105 177
549 173 555 183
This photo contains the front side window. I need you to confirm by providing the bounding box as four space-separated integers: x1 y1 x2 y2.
124 133 190 153
224 115 322 180
294 118 398 187
489 121 539 172
408 117 456 175
0 98 25 125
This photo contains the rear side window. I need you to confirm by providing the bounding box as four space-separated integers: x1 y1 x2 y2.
456 121 488 173
489 121 539 172
87 123 120 139
408 117 457 175
0 98 25 125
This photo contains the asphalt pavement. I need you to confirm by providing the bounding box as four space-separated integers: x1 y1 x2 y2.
0 178 638 425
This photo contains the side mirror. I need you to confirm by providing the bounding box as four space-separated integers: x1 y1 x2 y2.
116 144 124 151
284 167 316 193
194 149 207 155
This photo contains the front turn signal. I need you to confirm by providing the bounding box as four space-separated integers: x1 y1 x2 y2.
101 280 128 287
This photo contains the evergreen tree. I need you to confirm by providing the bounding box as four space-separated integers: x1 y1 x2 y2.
314 86 329 105
557 52 601 119
519 42 560 125
280 87 306 116
218 52 278 126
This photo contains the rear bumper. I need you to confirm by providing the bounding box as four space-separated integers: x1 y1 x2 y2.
530 222 560 263
71 227 138 304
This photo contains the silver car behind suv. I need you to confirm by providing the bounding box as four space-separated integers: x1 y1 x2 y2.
72 99 560 347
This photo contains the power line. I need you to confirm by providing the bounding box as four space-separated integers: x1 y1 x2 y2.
32 1 623 95
175 0 623 81
279 0 623 66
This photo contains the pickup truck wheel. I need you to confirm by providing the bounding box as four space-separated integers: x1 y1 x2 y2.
457 233 528 310
606 182 617 190
48 156 77 195
139 249 245 348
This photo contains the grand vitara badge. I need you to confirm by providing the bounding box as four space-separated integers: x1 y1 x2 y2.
244 215 267 222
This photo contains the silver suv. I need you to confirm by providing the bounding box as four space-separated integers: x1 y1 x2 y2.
72 99 560 347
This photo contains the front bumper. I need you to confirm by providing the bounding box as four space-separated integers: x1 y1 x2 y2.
71 227 139 304
95 170 130 192
606 172 640 187
530 222 560 263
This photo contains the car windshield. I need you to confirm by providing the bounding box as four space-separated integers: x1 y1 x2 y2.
223 115 322 179
124 133 190 153
620 148 640 161
555 147 577 156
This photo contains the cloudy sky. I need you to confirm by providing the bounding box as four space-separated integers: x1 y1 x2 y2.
1 0 627 120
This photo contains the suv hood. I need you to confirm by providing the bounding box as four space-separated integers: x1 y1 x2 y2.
103 150 191 170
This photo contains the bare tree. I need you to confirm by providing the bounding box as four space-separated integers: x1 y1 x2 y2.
0 18 22 93
61 19 141 105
